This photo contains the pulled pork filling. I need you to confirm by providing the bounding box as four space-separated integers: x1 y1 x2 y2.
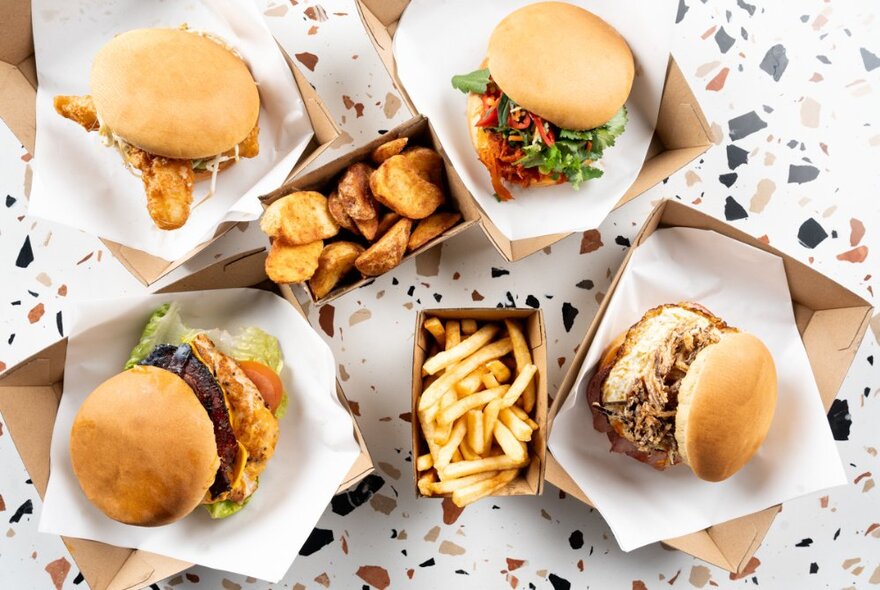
589 304 729 468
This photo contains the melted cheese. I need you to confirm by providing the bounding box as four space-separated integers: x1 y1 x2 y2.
602 307 711 403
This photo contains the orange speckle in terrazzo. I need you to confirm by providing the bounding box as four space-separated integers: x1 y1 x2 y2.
341 533 349 554
319 304 335 337
357 565 391 589
837 246 868 263
706 67 730 91
28 303 45 324
424 525 440 542
185 573 199 583
632 580 648 590
850 218 866 246
56 284 67 296
44 557 70 590
580 229 603 254
506 558 525 571
308 25 318 35
441 497 464 524
0 361 6 372
295 51 318 71
508 575 519 588
314 572 330 587
471 290 484 301
304 5 328 21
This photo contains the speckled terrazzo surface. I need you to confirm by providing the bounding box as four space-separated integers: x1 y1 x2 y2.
1 0 879 588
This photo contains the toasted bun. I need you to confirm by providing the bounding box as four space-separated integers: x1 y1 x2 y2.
675 332 777 482
487 2 634 130
70 366 219 526
91 28 259 159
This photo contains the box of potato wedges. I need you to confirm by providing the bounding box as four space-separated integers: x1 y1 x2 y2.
412 309 548 506
259 115 481 304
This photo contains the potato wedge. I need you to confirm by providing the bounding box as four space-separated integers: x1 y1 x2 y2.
370 155 444 219
308 241 365 299
353 214 379 242
403 146 443 185
260 192 339 246
338 162 378 221
354 217 412 276
265 239 323 284
407 211 462 252
327 190 359 235
371 137 408 164
376 211 402 239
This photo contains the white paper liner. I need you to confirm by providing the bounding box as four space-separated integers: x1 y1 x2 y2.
40 289 361 582
548 227 847 551
29 0 314 260
393 0 676 241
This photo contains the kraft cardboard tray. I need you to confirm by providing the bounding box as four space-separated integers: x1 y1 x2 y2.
262 115 481 305
0 0 340 286
357 0 714 262
0 247 374 590
412 308 548 500
545 199 873 574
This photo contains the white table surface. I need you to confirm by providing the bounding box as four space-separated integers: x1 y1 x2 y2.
1 1 878 588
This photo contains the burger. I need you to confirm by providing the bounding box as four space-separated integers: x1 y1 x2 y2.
69 303 285 526
54 27 261 230
451 2 633 201
587 303 777 482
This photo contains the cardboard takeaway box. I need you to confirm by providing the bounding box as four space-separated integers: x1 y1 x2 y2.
412 308 548 499
261 115 481 305
545 199 874 574
357 0 714 262
0 247 374 590
0 0 339 286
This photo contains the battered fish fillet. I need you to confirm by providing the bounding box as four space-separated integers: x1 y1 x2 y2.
127 148 195 231
235 124 260 158
54 95 99 131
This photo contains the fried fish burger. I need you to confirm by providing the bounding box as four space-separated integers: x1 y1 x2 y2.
451 2 633 200
54 27 261 230
587 303 777 482
70 333 282 526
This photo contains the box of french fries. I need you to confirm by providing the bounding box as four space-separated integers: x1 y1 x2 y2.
412 309 547 507
259 115 482 304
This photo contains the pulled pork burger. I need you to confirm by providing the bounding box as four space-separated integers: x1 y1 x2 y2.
451 2 633 201
54 27 261 230
69 302 285 526
588 303 777 482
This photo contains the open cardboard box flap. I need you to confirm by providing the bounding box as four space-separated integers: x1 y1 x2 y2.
356 0 714 261
0 248 374 590
0 0 340 286
545 200 873 573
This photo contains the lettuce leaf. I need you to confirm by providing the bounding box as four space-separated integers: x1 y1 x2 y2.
123 302 198 369
201 326 283 375
451 68 491 94
204 490 253 519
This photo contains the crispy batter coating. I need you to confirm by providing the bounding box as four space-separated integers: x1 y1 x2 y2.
54 95 99 131
127 147 194 231
236 124 260 158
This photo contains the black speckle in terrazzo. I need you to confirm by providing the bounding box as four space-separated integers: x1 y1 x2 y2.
407 285 415 297
562 303 579 333
675 0 688 23
56 311 63 337
714 27 735 53
797 218 828 248
73 572 84 585
433 293 442 302
391 277 399 285
568 530 584 550
378 129 388 134
795 538 813 547
788 164 819 184
728 111 767 141
817 54 831 64
419 558 435 567
727 144 749 169
299 527 334 556
868 388 873 398
491 267 509 278
5 195 15 207
736 0 756 15
759 44 789 81
868 355 873 365
724 197 749 221
809 563 819 574
719 173 737 187
615 235 630 247
505 292 516 307
8 334 14 344
455 569 469 575
9 499 33 523
833 528 841 540
831 230 838 239
827 399 851 441
548 573 571 590
331 474 384 516
27 290 38 298
15 236 34 268
576 280 594 290
11 300 20 306
149 584 160 590
525 295 540 308
860 48 880 71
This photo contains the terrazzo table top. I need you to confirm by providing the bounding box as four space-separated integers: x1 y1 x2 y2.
1 1 878 588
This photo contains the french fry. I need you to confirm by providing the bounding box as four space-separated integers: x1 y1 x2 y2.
461 318 478 335
416 453 433 471
419 412 442 462
452 469 519 507
499 407 534 442
455 366 487 397
429 470 498 495
435 418 467 469
500 364 537 407
424 317 445 348
445 320 461 350
508 404 538 429
466 409 485 455
437 386 507 426
493 421 527 462
440 455 528 482
451 448 463 463
419 338 512 410
459 439 480 461
505 319 536 413
432 390 458 444
482 398 503 449
418 469 437 496
485 359 511 383
481 372 501 389
423 324 500 376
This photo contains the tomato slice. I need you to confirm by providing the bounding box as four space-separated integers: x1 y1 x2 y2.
239 360 283 413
